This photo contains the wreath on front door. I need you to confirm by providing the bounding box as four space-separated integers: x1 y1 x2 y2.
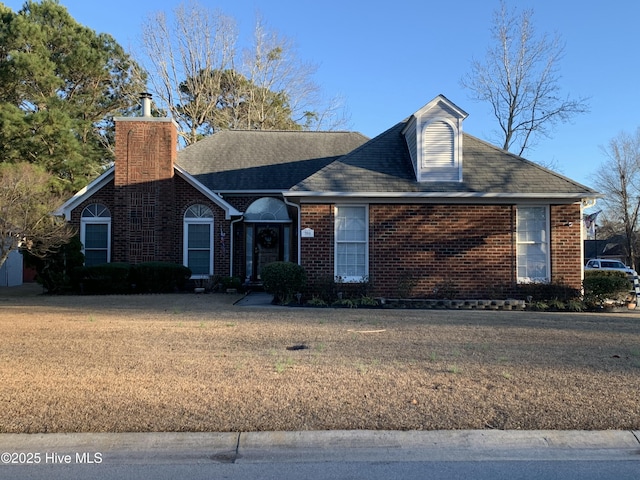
257 227 278 248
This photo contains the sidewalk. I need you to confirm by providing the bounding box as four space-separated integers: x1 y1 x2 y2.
1 430 639 463
234 291 277 307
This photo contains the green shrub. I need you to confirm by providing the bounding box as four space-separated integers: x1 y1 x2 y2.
133 262 192 293
332 298 357 308
516 281 581 302
74 262 191 294
336 275 373 298
24 235 85 294
220 276 242 291
357 295 379 307
261 261 307 305
583 271 631 307
306 296 328 307
76 263 132 294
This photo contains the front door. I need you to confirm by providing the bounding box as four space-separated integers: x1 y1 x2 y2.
249 224 285 282
254 225 280 280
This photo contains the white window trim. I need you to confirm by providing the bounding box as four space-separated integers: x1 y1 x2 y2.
183 208 214 279
516 205 550 284
80 206 111 265
334 204 369 283
80 220 112 265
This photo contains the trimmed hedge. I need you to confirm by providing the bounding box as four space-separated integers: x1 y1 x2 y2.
515 281 581 302
583 270 632 306
76 262 132 294
261 261 307 305
74 262 191 294
133 262 192 293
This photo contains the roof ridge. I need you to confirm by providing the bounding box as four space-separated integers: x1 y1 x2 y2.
292 121 407 191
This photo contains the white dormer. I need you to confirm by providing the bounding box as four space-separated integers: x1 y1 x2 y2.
402 95 468 182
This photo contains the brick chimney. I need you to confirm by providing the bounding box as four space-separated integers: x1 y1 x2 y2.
112 93 179 264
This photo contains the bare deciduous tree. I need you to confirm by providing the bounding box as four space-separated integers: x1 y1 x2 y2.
139 1 348 145
461 1 589 156
243 15 319 130
140 1 237 145
592 129 640 269
0 162 75 270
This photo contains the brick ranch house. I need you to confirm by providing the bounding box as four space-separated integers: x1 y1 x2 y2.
55 94 599 298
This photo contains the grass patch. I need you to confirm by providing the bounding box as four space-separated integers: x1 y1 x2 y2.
0 292 639 432
274 357 295 374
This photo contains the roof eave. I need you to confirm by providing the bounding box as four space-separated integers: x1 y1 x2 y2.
283 191 601 203
174 165 242 219
53 166 115 219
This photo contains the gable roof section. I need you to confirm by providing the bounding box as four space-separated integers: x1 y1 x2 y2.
174 166 241 219
54 165 241 220
176 130 369 191
290 119 599 200
54 166 115 219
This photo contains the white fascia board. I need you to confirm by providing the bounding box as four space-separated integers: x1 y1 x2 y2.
54 166 115 219
174 165 242 219
283 191 601 204
213 189 286 195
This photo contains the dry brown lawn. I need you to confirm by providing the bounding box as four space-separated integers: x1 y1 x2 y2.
1 287 639 433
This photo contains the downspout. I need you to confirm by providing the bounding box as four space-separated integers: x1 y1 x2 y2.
230 215 244 278
283 197 301 265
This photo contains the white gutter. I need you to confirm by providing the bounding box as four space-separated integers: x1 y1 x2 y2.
283 191 601 200
214 189 286 195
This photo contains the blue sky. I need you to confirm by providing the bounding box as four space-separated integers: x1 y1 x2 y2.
4 0 639 189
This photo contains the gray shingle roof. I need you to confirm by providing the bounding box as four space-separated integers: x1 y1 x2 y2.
292 120 598 196
175 122 598 198
176 130 369 190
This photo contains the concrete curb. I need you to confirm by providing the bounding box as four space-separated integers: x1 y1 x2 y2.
240 429 640 449
0 430 638 464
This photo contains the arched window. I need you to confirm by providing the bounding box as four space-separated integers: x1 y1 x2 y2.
183 204 214 278
245 197 290 222
81 204 111 266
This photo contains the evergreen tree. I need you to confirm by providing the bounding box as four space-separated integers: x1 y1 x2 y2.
0 0 146 194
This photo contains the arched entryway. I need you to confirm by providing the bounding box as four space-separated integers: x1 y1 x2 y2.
244 197 292 284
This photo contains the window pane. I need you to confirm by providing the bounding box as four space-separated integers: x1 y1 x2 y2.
184 212 213 277
85 224 108 249
245 197 290 221
336 243 365 277
84 250 108 267
517 206 548 282
335 206 367 279
185 204 213 218
336 207 365 242
188 224 210 248
188 251 210 275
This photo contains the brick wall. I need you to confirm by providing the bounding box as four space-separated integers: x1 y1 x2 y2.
300 204 334 287
369 204 514 298
549 203 583 288
300 202 583 299
112 118 178 264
